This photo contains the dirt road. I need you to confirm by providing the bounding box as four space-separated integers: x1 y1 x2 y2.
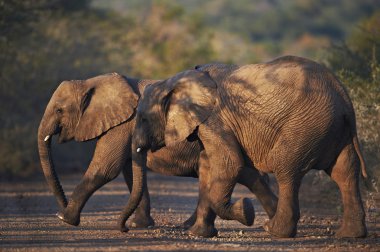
1 172 379 251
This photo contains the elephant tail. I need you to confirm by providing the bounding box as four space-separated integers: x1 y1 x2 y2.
337 74 367 178
345 112 367 179
353 134 368 178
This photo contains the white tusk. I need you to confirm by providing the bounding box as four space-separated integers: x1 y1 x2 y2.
136 147 142 153
44 135 51 142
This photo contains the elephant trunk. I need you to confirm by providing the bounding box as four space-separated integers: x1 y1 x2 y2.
118 141 146 232
37 120 67 210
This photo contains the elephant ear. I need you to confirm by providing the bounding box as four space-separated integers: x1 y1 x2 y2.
75 73 139 141
164 70 217 145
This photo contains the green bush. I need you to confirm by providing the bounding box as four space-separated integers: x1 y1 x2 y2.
327 11 380 80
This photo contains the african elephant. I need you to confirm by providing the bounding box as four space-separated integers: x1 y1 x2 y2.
37 73 277 234
132 55 368 238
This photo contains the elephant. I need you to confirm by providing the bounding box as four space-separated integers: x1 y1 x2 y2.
131 55 368 238
37 73 278 234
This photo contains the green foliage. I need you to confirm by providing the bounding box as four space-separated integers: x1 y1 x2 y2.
118 1 215 78
0 0 95 175
93 0 380 61
1 0 379 178
327 11 380 80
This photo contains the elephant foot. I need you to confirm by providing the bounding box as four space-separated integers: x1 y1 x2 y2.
56 211 80 226
181 213 197 229
119 223 129 233
335 220 367 238
232 198 255 226
129 215 155 228
263 217 297 238
188 223 218 238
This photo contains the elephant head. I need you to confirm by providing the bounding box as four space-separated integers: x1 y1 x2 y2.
133 69 217 153
38 73 138 210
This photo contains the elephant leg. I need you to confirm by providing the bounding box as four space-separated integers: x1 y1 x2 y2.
122 163 154 228
57 126 130 226
325 143 367 238
263 177 301 238
199 127 255 227
187 151 217 237
182 209 197 229
57 165 120 226
238 168 278 219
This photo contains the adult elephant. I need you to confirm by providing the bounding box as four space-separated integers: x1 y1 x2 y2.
37 73 277 234
132 56 368 238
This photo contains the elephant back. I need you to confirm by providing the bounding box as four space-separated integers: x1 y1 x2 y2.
195 63 239 87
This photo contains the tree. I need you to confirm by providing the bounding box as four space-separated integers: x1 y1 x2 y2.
327 11 380 81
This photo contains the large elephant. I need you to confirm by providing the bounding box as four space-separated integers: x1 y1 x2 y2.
132 56 368 238
37 73 277 234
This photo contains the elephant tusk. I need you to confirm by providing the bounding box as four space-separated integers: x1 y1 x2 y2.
136 147 142 153
44 135 51 142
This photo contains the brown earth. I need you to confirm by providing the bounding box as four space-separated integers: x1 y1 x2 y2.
0 171 379 251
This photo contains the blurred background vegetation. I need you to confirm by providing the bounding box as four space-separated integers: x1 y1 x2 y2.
0 0 379 190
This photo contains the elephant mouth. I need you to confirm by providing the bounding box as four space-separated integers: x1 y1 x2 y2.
150 144 160 152
150 140 165 152
134 133 165 153
57 127 73 144
57 134 67 144
47 125 66 143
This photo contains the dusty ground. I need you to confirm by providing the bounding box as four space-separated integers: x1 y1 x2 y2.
0 171 379 251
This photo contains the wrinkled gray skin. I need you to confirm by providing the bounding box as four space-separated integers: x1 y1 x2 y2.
37 73 277 234
133 56 368 238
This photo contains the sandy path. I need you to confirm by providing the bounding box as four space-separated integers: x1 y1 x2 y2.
0 172 379 251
